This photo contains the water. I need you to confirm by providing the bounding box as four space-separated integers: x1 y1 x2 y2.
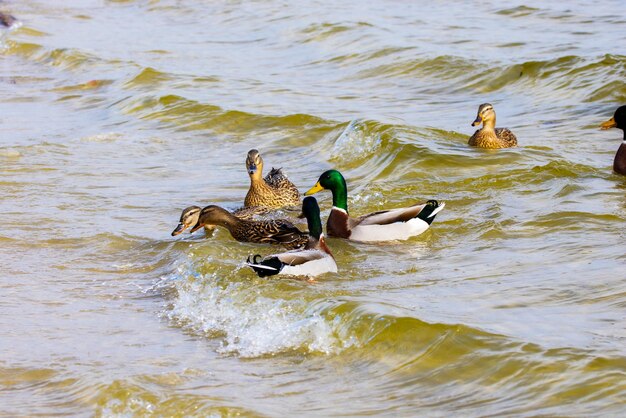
1 0 625 416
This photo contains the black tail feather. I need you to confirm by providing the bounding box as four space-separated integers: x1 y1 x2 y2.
246 254 284 278
416 200 442 225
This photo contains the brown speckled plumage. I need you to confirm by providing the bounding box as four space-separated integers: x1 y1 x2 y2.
190 205 308 249
244 149 300 208
468 103 518 149
171 205 272 236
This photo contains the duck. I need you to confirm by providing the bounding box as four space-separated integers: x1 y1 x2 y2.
171 205 273 236
304 169 444 242
599 105 626 175
468 103 518 149
246 196 337 278
0 12 17 28
244 149 300 208
187 205 308 249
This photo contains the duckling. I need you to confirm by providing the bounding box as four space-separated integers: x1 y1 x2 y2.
305 170 444 242
469 103 518 149
599 105 626 175
189 205 308 249
171 205 272 236
244 149 300 208
247 196 337 278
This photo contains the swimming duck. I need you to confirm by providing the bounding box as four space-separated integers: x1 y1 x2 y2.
600 105 626 175
304 170 444 242
188 205 308 249
247 196 337 278
244 149 300 208
469 103 518 149
171 205 273 236
0 12 17 28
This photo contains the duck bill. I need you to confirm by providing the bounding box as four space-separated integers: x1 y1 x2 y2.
247 163 257 175
471 116 482 127
304 182 324 196
600 117 616 130
171 223 187 236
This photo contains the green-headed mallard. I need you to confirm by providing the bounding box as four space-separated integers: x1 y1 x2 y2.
244 149 300 208
247 196 336 278
171 205 272 236
600 105 626 175
304 170 444 242
188 205 307 249
469 103 518 149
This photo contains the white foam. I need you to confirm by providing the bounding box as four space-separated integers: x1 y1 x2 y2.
161 263 353 357
331 119 381 161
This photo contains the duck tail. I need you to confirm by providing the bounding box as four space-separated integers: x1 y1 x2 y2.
417 200 445 225
246 254 284 277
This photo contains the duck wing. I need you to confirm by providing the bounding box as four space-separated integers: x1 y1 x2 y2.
264 167 289 188
246 249 326 277
355 203 430 227
495 128 518 147
232 205 272 220
250 220 307 248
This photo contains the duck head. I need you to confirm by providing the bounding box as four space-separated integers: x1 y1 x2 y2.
600 105 626 132
246 149 264 179
472 103 496 128
305 169 349 211
302 196 323 240
171 206 201 236
189 205 232 233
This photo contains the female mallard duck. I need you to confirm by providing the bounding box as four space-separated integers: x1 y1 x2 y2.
469 103 518 149
244 149 300 208
187 205 308 249
246 196 336 278
171 205 272 236
600 105 626 175
304 170 444 242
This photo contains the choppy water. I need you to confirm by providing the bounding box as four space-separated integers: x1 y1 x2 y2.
1 0 625 416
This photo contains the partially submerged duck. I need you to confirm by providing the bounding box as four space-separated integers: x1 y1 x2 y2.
305 170 444 242
171 205 272 236
247 196 337 278
189 205 308 249
244 149 300 208
469 103 518 149
600 105 626 175
0 11 17 28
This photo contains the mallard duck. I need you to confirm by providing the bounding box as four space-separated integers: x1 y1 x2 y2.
600 105 626 175
188 205 307 249
0 12 17 28
469 103 518 149
304 170 444 242
246 196 337 278
171 205 272 236
244 149 300 208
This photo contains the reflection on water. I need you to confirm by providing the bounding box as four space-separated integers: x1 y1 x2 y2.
1 0 625 416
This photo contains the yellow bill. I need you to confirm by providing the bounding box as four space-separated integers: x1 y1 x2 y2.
600 116 616 130
304 182 324 196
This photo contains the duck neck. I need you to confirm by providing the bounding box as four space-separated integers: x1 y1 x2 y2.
212 209 239 229
249 163 264 184
482 117 496 131
307 214 323 241
330 179 348 212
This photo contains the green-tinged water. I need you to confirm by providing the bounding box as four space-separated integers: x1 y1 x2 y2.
1 0 625 416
